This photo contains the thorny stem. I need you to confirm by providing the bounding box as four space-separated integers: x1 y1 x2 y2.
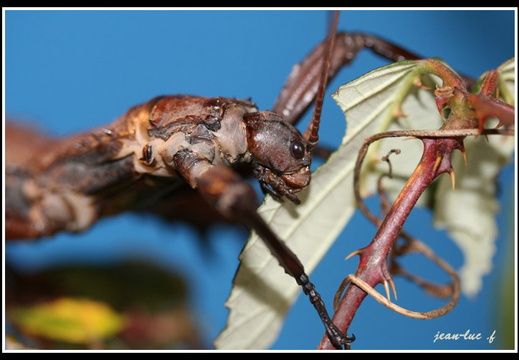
353 128 509 227
335 234 461 320
317 57 514 350
319 128 513 350
322 136 460 348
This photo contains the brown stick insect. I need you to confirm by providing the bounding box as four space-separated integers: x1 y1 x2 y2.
5 9 515 350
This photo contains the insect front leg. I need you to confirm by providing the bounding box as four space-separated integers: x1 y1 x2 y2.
172 150 353 348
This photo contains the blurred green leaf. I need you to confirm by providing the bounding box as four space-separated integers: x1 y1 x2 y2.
10 297 125 344
6 260 201 349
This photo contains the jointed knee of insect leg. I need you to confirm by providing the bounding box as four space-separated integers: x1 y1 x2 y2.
195 164 257 218
297 274 319 298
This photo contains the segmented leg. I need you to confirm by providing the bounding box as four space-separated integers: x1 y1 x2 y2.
182 161 354 348
273 31 423 126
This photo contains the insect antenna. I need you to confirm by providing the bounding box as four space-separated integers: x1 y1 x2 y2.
304 10 339 150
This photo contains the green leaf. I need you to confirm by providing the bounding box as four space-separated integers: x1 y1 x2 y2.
10 297 126 344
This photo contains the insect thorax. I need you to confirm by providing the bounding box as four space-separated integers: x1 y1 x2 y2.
130 95 257 178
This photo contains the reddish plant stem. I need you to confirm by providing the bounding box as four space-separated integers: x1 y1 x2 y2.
319 136 462 350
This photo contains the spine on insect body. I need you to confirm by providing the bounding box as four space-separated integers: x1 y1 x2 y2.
5 95 259 240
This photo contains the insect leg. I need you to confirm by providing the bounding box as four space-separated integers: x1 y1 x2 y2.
173 150 353 348
273 31 422 126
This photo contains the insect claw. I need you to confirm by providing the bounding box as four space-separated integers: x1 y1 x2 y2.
344 333 356 348
331 332 356 350
347 333 356 343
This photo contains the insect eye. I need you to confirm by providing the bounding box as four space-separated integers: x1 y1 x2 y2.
290 140 305 159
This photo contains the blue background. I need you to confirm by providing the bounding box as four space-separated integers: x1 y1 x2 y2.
4 9 516 351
